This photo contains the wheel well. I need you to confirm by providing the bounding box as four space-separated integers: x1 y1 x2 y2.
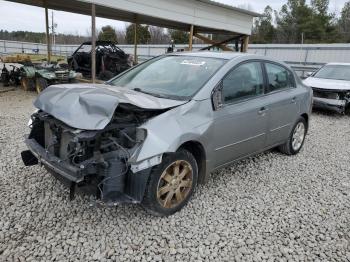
301 113 309 129
179 141 207 185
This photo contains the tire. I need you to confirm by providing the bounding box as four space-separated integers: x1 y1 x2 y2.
21 78 35 91
279 117 307 155
35 77 48 94
141 150 198 216
68 78 78 84
98 70 115 81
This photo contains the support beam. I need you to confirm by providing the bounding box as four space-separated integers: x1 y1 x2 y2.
189 25 194 51
235 40 239 52
134 23 138 64
91 3 96 83
199 35 243 51
240 37 244 52
44 3 51 63
243 36 249 53
194 33 233 51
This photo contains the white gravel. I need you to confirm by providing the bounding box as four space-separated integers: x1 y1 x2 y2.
0 89 349 262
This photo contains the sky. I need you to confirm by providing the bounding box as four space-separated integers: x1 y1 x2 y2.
0 0 348 35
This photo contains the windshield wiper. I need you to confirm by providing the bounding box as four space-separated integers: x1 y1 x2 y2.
133 88 167 99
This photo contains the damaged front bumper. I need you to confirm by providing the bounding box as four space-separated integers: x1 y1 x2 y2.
313 97 348 114
312 88 350 114
22 136 152 204
23 136 85 182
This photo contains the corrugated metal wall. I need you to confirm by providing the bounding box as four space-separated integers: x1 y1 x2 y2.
1 40 350 65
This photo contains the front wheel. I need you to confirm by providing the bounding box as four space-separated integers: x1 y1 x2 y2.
279 117 307 155
142 150 198 216
35 77 48 94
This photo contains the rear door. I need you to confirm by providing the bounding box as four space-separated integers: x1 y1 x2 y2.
212 61 270 167
263 62 300 146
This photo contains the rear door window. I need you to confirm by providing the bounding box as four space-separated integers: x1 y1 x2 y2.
265 63 295 92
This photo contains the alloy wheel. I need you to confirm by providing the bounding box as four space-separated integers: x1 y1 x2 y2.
292 122 305 151
156 160 193 209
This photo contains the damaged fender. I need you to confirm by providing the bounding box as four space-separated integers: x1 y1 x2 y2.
129 99 213 171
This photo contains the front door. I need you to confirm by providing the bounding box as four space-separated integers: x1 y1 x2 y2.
212 61 269 168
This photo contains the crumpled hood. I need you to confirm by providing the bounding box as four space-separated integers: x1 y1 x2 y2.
303 77 350 91
34 83 187 130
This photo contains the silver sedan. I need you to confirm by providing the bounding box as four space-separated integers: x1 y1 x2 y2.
21 52 312 216
304 63 350 114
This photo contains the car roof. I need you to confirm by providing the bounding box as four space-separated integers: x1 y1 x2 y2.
172 51 252 60
326 63 350 66
170 51 292 69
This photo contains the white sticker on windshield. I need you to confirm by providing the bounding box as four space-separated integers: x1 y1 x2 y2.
181 60 206 66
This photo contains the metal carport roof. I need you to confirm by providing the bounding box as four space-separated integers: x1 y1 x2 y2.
6 0 260 35
5 0 260 82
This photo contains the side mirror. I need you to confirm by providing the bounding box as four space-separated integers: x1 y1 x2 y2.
211 82 224 111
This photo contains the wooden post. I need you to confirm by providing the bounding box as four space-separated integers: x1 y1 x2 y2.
44 3 51 63
134 23 138 64
243 36 249 53
91 3 96 83
189 25 194 51
235 40 239 52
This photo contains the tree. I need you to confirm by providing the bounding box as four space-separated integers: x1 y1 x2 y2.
98 25 118 42
168 29 189 44
126 24 151 44
310 0 339 42
252 6 275 43
339 1 350 42
273 0 340 43
149 26 170 44
115 28 127 44
275 0 314 43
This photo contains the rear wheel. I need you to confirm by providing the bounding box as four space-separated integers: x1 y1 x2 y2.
142 150 198 216
98 70 114 81
279 117 307 155
35 77 48 94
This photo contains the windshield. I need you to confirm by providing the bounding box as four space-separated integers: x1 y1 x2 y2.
314 65 350 81
109 55 226 100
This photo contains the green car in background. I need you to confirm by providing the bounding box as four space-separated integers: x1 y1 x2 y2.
21 63 78 93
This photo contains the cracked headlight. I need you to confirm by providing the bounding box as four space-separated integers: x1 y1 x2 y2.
27 109 39 128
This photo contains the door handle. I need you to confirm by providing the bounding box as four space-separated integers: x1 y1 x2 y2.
258 107 268 115
291 97 297 103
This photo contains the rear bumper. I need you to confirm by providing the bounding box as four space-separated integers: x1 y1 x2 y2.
313 97 347 114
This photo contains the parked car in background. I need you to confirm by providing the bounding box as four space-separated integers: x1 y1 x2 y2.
68 41 133 81
304 63 350 114
21 52 312 216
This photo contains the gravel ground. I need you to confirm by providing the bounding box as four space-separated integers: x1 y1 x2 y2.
0 89 349 262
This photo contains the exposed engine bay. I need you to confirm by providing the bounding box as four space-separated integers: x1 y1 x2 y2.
22 105 166 204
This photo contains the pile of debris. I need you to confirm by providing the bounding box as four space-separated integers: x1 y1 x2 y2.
1 41 133 91
68 41 133 81
1 56 78 93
